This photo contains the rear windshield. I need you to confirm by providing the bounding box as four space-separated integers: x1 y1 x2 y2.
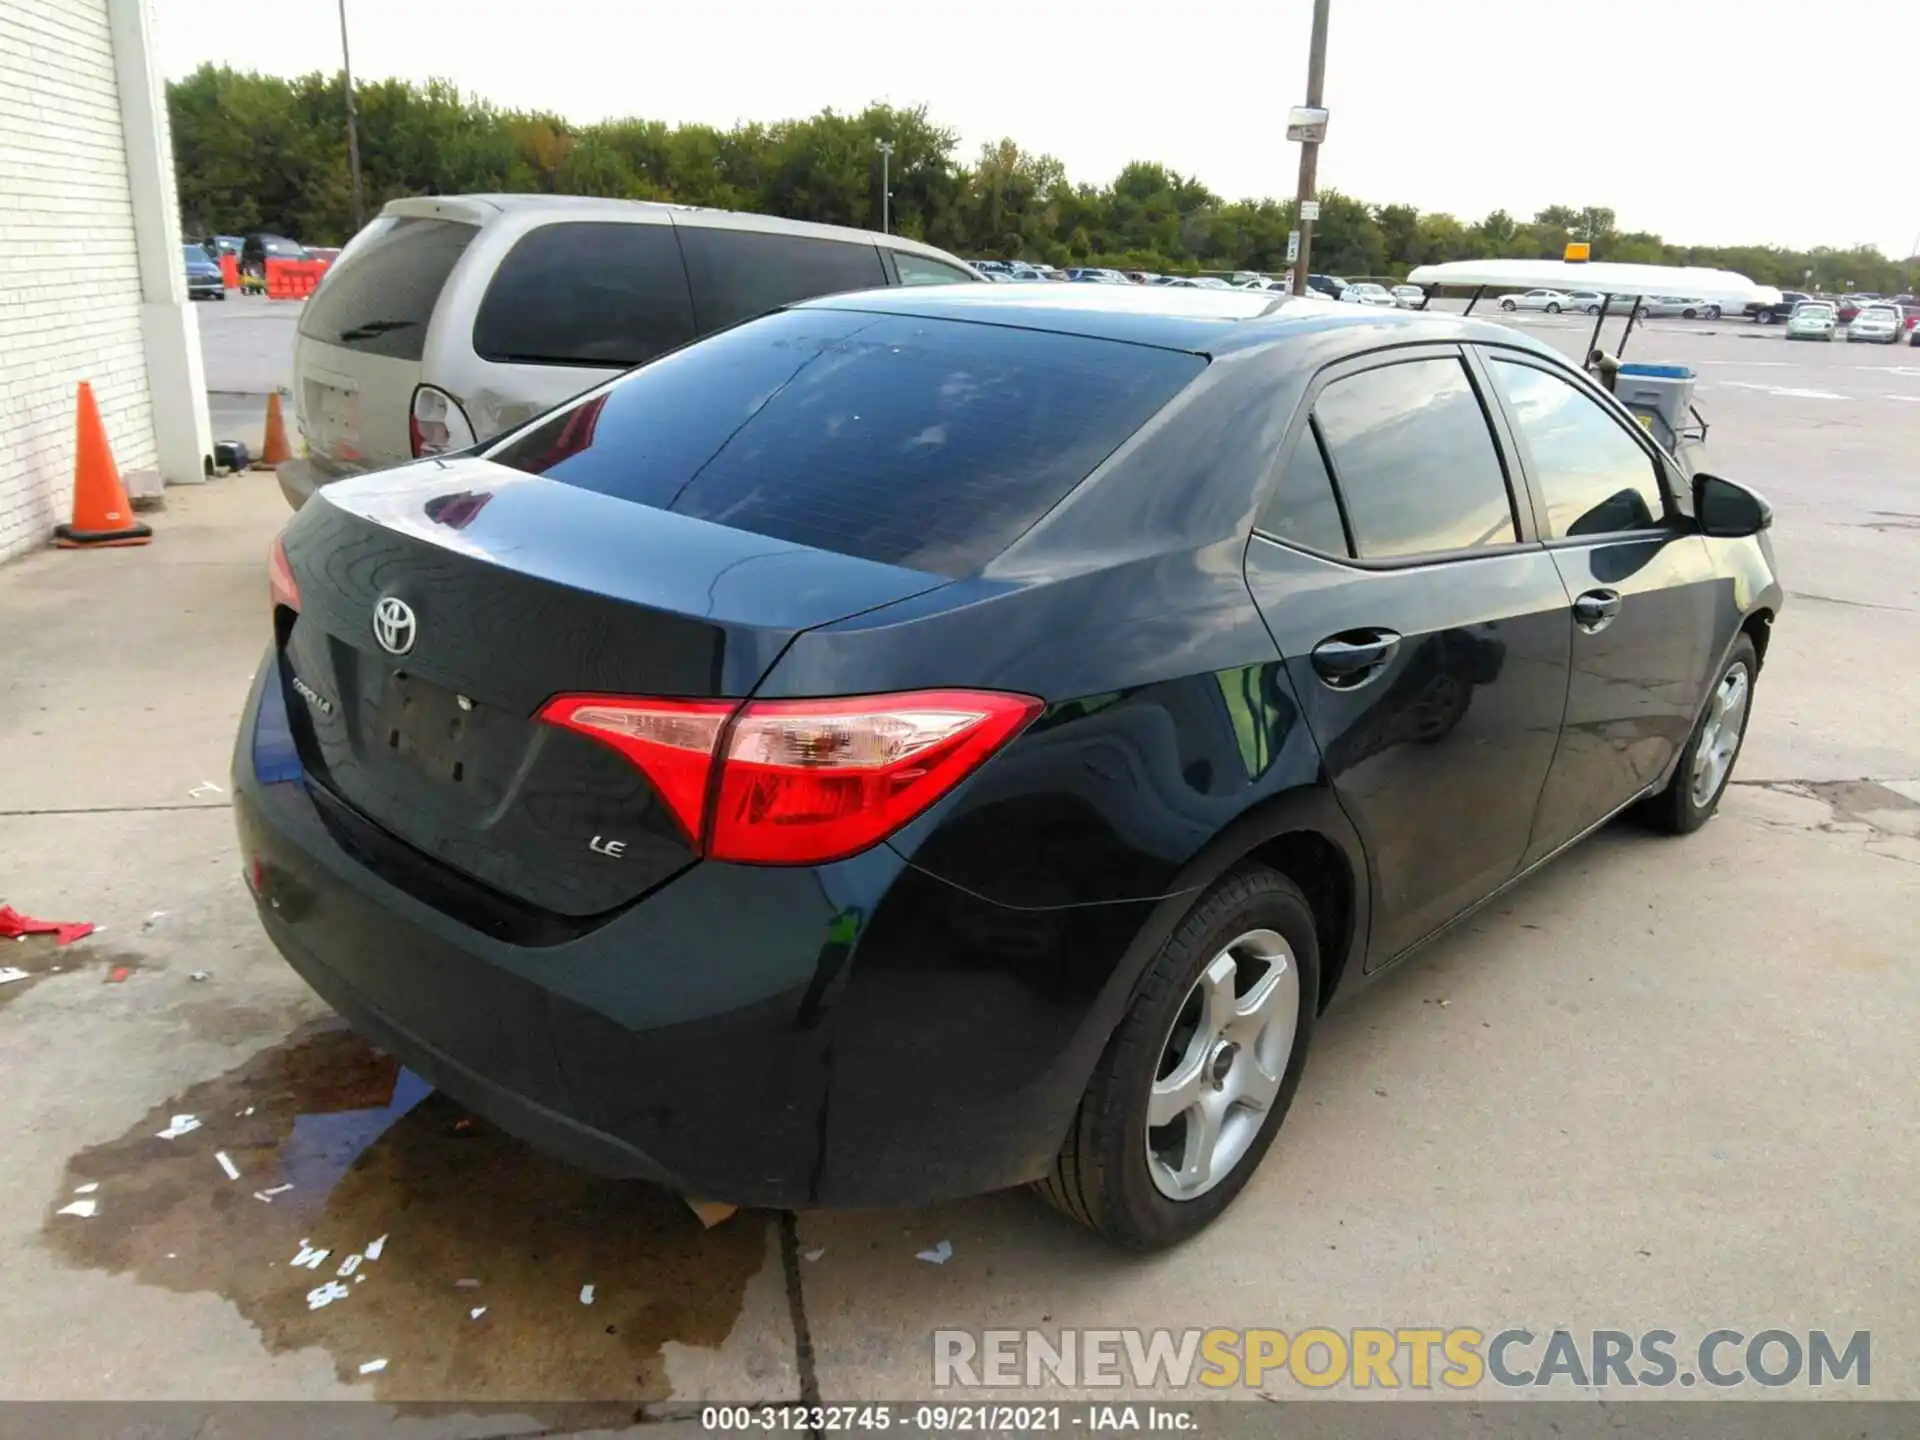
488 307 1205 576
298 217 476 361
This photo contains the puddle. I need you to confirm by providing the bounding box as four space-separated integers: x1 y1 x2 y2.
0 937 140 1008
44 1019 773 1407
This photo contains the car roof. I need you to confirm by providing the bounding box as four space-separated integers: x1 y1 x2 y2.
796 282 1554 359
378 192 966 263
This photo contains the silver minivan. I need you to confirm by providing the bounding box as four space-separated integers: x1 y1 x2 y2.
277 195 984 509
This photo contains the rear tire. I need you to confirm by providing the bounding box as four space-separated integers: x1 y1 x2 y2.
1034 866 1319 1250
1546 302 1562 314
1637 636 1757 835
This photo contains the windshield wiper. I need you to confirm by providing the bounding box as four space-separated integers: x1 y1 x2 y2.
335 320 418 343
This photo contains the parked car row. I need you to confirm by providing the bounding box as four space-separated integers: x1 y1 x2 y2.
1498 289 1725 319
1783 298 1919 343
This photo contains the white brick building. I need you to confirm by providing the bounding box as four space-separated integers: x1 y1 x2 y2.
0 0 211 562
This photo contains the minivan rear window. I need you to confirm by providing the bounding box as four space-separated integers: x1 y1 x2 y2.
472 221 698 369
489 308 1205 576
298 217 476 361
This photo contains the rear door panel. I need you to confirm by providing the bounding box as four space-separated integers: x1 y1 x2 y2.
1248 542 1571 963
1244 346 1572 967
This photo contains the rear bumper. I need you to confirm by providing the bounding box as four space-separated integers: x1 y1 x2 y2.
233 654 1151 1207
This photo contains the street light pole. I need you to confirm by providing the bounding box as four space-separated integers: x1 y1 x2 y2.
338 0 366 234
1289 0 1332 295
875 139 894 234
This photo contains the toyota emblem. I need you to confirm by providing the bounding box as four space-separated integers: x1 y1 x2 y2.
372 596 417 656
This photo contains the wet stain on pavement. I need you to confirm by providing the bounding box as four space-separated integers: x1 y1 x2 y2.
0 938 141 1009
44 1020 773 1405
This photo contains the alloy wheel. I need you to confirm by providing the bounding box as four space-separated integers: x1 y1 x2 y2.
1690 663 1751 808
1145 929 1301 1201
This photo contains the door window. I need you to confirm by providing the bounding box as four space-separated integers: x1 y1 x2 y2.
1489 359 1667 538
680 227 888 331
1312 358 1517 559
472 221 697 368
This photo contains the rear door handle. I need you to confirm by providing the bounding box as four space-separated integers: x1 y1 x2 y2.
1310 629 1402 687
1574 589 1623 631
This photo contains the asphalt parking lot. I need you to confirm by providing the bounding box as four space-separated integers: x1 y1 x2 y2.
1 295 1916 1421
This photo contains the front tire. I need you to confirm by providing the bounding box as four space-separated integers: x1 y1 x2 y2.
1500 299 1517 311
1638 636 1757 835
1585 304 1601 315
1035 866 1319 1250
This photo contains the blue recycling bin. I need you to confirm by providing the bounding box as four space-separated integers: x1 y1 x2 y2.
1615 363 1699 450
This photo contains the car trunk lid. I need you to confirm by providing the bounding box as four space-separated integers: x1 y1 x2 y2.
276 458 949 915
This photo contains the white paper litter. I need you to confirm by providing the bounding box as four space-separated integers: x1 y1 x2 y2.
189 781 225 799
57 1199 98 1218
156 1114 201 1139
358 1358 387 1375
915 1240 954 1265
291 1241 332 1270
803 1247 825 1262
215 1151 240 1181
307 1280 351 1310
454 1278 481 1288
469 1307 487 1320
73 1183 99 1195
364 1234 387 1261
337 1253 362 1277
244 1107 255 1116
579 1284 595 1305
253 1183 294 1203
0 967 29 986
143 911 168 928
190 971 210 982
355 1274 366 1283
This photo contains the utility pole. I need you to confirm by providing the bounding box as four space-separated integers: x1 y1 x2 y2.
875 139 894 234
339 0 365 234
1288 0 1332 295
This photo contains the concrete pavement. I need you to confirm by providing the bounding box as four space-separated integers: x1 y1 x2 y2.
1 313 1916 1418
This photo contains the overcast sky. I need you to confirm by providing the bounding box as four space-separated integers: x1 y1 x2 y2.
154 0 1916 257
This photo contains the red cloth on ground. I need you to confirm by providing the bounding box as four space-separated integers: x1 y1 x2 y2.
0 904 95 946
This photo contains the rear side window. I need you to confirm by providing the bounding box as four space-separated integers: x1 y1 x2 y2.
893 251 978 286
473 221 697 368
680 227 887 332
1313 358 1516 559
298 217 475 360
490 308 1205 576
1489 359 1666 538
1257 422 1349 555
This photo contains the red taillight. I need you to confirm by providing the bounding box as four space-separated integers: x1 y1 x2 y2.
537 689 1043 866
268 534 300 611
536 696 734 846
409 385 477 459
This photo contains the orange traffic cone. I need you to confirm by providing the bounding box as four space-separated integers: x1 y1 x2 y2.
219 253 239 290
254 391 293 468
54 382 152 548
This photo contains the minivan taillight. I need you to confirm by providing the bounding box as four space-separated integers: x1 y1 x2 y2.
538 689 1044 866
268 534 300 612
409 385 476 458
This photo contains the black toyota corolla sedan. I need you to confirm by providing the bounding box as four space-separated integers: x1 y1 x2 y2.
235 284 1781 1249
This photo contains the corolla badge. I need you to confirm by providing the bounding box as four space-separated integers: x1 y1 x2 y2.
373 596 416 656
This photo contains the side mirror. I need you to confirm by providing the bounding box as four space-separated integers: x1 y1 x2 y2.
1694 473 1772 538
